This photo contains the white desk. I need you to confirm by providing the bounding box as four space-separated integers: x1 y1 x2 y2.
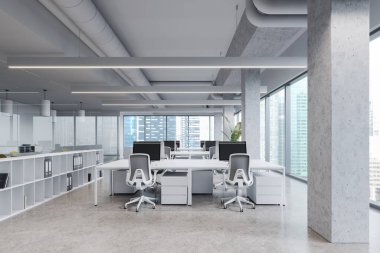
94 159 286 206
170 150 209 159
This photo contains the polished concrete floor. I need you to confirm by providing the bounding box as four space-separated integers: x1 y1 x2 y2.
0 176 379 253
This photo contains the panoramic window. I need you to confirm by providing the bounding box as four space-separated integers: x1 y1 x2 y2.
370 34 380 203
269 89 286 166
288 76 308 178
123 116 214 149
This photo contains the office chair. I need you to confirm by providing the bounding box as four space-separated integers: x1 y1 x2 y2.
221 153 255 212
164 146 171 159
125 154 157 212
211 146 228 190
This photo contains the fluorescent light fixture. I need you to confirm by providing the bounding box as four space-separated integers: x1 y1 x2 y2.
71 85 246 94
0 91 40 94
102 100 241 106
8 57 307 69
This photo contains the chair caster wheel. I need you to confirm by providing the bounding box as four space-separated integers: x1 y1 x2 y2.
124 205 127 209
240 209 243 212
152 205 156 209
136 209 139 212
223 205 227 209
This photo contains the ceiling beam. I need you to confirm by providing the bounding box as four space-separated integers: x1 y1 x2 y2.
8 57 307 69
102 100 241 106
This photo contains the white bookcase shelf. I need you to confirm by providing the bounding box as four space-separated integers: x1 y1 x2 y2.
0 149 103 222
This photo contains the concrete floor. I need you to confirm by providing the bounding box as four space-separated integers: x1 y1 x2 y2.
0 177 379 253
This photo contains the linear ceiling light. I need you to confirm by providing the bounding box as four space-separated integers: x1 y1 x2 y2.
102 100 241 106
71 85 245 94
0 91 40 94
8 57 307 69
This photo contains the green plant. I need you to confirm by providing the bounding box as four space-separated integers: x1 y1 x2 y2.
222 116 242 141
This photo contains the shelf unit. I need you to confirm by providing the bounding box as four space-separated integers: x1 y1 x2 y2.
0 149 103 222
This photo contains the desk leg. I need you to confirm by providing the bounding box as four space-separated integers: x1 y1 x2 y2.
110 170 114 196
187 169 192 206
282 168 286 206
94 167 98 206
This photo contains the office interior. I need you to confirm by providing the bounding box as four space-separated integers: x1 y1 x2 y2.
0 0 380 252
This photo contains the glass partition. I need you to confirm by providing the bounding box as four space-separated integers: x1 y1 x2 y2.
269 89 285 166
75 116 96 146
260 99 266 160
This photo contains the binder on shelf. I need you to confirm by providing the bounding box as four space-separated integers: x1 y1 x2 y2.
44 158 52 178
67 173 73 191
73 154 83 171
96 151 100 164
0 173 9 189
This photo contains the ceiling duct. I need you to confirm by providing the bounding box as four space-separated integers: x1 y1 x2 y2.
253 0 307 15
245 0 307 27
43 0 160 101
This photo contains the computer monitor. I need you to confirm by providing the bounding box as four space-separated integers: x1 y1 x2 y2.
176 140 180 149
204 141 216 151
218 141 247 161
164 141 176 151
133 141 161 161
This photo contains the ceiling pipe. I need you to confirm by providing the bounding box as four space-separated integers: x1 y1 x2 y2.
43 0 160 101
245 0 307 27
253 0 307 15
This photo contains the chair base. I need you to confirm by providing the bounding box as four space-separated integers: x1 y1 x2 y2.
213 181 228 191
222 196 255 212
124 195 156 212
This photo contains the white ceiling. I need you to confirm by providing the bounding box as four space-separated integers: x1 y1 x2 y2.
0 0 305 113
93 0 245 81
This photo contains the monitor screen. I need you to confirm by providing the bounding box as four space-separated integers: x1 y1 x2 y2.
133 141 161 161
218 141 247 161
164 141 176 151
204 141 216 151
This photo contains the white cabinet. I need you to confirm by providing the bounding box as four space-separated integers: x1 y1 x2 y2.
161 172 188 205
0 149 102 222
248 172 282 205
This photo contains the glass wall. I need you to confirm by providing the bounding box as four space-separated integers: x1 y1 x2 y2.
54 116 74 147
97 116 118 156
268 89 286 166
370 34 380 203
75 116 96 146
0 104 118 157
260 99 266 160
289 76 308 178
123 115 214 150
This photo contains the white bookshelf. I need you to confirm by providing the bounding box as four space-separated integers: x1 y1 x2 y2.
0 149 103 222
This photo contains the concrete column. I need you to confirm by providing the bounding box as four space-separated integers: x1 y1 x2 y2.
214 113 223 141
223 106 235 141
241 69 260 158
308 0 369 243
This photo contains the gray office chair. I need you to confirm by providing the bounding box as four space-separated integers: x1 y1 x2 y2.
211 146 228 190
164 146 171 159
221 153 255 212
125 154 157 212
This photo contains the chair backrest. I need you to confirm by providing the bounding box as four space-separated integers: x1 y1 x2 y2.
209 146 216 159
228 153 250 182
128 153 151 183
164 146 171 159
